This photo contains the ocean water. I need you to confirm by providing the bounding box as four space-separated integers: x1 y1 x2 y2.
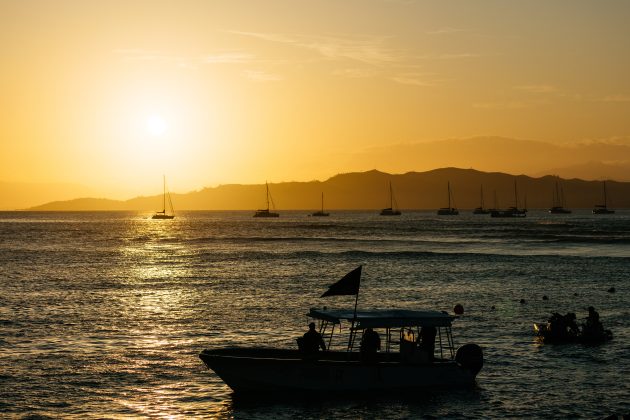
0 210 629 418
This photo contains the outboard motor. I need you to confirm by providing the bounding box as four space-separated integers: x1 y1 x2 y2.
455 344 484 375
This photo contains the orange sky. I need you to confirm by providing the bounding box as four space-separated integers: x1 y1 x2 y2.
1 0 630 198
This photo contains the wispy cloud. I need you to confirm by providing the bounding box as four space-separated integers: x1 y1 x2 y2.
332 68 379 78
438 53 481 60
473 101 530 110
243 70 282 82
203 52 255 64
230 31 399 66
114 49 182 62
390 73 441 87
600 94 630 103
514 84 558 94
426 27 466 35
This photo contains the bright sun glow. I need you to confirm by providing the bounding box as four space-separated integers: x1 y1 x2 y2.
146 115 167 137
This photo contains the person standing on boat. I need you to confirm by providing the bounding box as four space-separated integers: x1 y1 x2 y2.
585 306 603 333
420 326 437 360
360 328 381 362
302 322 326 354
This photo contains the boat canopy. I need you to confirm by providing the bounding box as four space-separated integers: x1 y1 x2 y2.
308 308 454 328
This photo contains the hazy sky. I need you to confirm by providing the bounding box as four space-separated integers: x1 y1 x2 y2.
2 0 629 197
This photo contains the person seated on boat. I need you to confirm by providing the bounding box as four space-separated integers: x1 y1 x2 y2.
301 322 326 354
584 306 603 334
360 328 381 363
419 326 437 361
564 312 579 337
548 312 568 339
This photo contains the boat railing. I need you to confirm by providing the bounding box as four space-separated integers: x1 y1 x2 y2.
316 319 456 361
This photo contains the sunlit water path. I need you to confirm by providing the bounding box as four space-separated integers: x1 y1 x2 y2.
1 211 629 418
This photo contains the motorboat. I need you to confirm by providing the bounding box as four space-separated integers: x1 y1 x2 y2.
533 314 613 345
199 307 483 394
490 207 526 218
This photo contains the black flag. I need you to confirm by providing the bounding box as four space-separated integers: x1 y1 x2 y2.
321 265 362 297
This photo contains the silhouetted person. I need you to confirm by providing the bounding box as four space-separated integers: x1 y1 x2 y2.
420 326 437 360
565 313 579 337
302 322 326 354
360 328 381 362
548 312 567 339
585 306 603 334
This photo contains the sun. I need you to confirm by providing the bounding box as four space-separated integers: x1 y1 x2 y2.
145 115 167 137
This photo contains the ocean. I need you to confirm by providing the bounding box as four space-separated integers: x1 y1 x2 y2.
1 210 628 418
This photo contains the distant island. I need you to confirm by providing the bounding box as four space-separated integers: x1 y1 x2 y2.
24 168 630 211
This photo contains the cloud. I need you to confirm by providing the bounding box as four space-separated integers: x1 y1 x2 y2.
437 53 481 60
114 49 181 62
230 31 399 66
332 68 379 78
473 101 530 109
514 84 558 94
600 94 630 103
426 27 466 35
203 52 255 64
390 73 440 87
115 48 258 67
242 70 282 82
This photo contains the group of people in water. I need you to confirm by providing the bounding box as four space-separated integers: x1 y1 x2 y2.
546 306 606 341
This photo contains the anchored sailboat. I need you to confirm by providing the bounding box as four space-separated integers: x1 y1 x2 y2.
311 193 330 217
151 176 175 219
592 181 615 214
254 182 280 218
549 177 571 214
380 181 401 216
152 175 175 219
437 181 459 215
491 180 526 218
473 185 490 214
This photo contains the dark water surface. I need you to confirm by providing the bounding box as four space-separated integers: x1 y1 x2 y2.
1 210 629 418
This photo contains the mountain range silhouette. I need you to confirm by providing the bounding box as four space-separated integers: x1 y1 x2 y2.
24 168 629 211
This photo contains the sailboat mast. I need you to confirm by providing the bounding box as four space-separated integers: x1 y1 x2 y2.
480 185 484 208
514 180 519 208
266 182 270 211
389 182 393 208
449 182 453 208
321 192 324 212
162 175 166 213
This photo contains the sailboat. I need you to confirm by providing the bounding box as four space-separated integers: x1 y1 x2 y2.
311 193 330 217
592 181 615 214
472 185 490 214
549 178 571 214
380 181 401 216
152 175 175 219
437 181 459 215
254 182 280 218
491 180 526 218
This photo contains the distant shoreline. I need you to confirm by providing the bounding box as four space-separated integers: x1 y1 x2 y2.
12 168 630 211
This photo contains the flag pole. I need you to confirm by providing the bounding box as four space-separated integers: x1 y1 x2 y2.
347 286 360 351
